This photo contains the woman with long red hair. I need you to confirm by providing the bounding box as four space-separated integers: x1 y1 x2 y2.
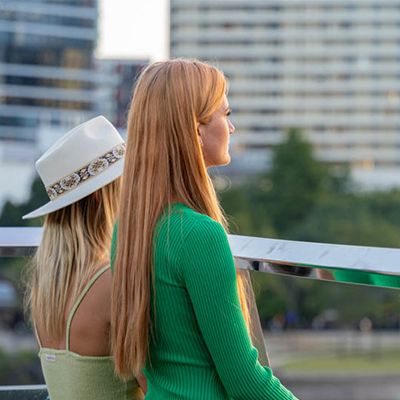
112 59 298 399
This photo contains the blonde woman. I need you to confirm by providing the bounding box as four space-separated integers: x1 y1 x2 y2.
24 116 144 399
111 60 298 399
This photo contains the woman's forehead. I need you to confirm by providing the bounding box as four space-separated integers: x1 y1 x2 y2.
219 95 229 109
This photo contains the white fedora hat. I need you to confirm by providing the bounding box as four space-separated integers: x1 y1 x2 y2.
23 116 125 219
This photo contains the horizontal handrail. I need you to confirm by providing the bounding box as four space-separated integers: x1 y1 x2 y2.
1 227 399 288
0 385 47 391
0 385 48 399
0 227 42 257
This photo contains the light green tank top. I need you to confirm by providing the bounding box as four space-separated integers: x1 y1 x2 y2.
37 266 141 400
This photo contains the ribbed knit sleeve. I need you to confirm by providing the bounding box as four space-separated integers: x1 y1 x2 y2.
178 217 297 400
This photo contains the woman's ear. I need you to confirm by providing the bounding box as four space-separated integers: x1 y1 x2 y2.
197 122 204 147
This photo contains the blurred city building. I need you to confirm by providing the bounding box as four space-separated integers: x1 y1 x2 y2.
96 58 147 132
0 1 147 212
170 0 400 189
0 0 99 206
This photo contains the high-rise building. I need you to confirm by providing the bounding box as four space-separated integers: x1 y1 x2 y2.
170 0 400 188
0 0 98 143
97 58 147 130
0 0 99 207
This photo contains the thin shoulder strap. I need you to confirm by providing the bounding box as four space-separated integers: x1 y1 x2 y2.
33 323 43 348
65 265 110 351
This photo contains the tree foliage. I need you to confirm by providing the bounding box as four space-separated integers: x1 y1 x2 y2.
0 177 47 227
268 128 336 233
219 128 400 329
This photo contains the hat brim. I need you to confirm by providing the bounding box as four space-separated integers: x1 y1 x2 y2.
22 159 124 220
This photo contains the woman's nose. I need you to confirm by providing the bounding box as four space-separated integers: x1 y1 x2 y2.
229 120 235 134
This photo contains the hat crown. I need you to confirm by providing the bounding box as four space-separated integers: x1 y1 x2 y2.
36 116 124 187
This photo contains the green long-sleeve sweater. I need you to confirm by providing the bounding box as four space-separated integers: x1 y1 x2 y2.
113 203 298 400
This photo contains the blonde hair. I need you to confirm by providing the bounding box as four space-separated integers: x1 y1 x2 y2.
26 180 121 341
111 59 251 378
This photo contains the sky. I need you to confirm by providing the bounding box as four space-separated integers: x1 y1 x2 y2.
98 0 168 61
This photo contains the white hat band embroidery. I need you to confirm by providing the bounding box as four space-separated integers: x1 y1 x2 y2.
45 143 125 201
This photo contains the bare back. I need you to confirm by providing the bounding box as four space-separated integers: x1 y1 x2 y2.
36 267 112 356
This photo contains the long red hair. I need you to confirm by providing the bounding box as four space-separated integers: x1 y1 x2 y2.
111 59 250 377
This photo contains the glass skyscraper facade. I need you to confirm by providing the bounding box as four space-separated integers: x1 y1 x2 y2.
0 0 98 143
0 0 99 208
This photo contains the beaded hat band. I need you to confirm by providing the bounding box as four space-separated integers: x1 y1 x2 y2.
46 143 125 201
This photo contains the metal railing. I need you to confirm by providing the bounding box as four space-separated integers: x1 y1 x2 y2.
2 227 400 288
1 227 400 397
0 385 48 400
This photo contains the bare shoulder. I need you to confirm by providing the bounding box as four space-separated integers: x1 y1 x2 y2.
94 267 112 291
81 267 112 318
92 267 112 300
68 267 112 354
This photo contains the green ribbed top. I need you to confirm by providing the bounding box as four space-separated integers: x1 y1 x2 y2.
133 203 298 399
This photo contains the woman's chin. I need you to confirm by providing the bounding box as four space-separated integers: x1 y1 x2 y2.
206 153 231 168
224 153 231 165
218 153 231 167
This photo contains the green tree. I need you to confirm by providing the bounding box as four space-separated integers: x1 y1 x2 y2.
219 127 352 238
289 194 400 247
219 182 276 237
0 177 47 227
267 127 343 234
